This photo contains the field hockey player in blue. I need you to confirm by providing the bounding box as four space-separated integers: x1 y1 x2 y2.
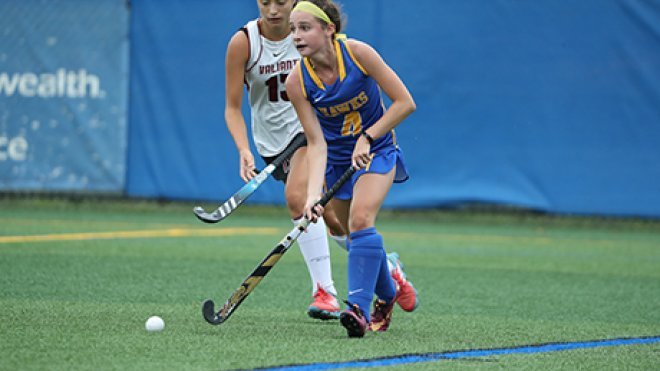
286 0 418 337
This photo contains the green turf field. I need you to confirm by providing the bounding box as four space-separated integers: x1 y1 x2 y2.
1 198 659 370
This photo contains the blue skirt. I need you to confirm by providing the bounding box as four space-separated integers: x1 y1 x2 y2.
325 145 409 201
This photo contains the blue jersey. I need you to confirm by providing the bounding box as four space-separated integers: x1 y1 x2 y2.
297 38 396 165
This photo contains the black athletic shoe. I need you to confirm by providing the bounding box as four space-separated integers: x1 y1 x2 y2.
339 302 368 338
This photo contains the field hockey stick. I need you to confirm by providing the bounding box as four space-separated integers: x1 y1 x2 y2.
202 165 357 325
193 135 307 223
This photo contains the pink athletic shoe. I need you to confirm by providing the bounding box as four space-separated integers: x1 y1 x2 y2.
388 252 419 312
307 284 340 320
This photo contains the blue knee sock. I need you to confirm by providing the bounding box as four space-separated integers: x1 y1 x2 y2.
374 249 396 304
347 227 386 322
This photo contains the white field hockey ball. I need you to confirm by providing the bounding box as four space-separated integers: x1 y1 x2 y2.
145 316 165 332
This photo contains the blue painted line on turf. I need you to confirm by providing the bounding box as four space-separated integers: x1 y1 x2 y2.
250 336 660 370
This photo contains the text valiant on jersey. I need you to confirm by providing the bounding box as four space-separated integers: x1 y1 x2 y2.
259 59 299 75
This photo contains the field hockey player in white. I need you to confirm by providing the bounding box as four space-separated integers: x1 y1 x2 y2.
224 0 346 320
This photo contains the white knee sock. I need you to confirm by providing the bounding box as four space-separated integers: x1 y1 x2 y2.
294 216 337 297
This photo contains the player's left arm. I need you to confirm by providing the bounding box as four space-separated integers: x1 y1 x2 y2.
347 39 416 140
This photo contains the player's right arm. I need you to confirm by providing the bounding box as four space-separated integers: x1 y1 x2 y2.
285 65 327 223
225 30 256 182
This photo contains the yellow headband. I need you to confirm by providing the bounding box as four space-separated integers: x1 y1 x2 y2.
292 1 334 25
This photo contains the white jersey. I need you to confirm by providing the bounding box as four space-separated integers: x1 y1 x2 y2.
244 19 302 157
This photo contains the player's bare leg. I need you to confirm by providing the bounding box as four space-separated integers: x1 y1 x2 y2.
324 200 348 249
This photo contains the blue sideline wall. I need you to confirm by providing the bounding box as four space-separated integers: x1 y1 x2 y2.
0 0 129 192
3 1 658 218
127 0 660 218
